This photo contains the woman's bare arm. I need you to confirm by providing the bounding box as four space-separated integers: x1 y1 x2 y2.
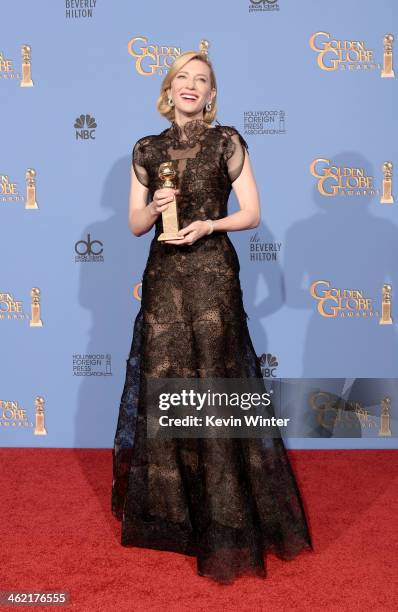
212 151 260 231
128 168 157 236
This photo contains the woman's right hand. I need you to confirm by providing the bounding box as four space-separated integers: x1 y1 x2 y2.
149 187 180 216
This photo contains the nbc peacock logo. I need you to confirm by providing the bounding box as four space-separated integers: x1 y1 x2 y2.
259 353 279 378
74 114 97 140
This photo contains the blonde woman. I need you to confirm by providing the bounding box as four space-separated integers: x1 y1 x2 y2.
112 50 313 584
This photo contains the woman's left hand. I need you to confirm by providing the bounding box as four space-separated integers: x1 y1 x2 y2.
164 220 211 245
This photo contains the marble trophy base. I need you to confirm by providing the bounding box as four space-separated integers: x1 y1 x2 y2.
157 233 184 241
157 198 184 241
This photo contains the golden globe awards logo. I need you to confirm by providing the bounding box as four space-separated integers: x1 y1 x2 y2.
0 292 27 321
0 170 39 209
309 158 395 202
310 392 369 433
0 396 47 436
309 32 395 77
0 50 19 80
133 282 142 301
127 36 182 76
310 280 377 319
309 391 393 437
310 158 376 197
0 289 44 326
0 399 32 429
0 45 34 85
1 175 23 203
310 280 393 323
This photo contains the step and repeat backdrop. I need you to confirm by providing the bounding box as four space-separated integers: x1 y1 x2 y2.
1 1 397 448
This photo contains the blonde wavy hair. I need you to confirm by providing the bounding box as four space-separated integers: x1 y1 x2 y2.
157 51 217 124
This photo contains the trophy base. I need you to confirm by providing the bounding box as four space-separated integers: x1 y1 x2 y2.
34 429 47 436
20 81 34 87
157 233 185 241
30 321 43 327
378 431 392 437
379 319 393 325
25 203 39 210
380 197 394 204
381 71 395 78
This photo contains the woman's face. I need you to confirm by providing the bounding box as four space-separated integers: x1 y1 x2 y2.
168 58 215 116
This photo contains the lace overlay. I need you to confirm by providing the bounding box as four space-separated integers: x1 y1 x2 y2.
112 118 313 583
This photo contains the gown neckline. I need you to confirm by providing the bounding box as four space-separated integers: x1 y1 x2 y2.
169 118 215 145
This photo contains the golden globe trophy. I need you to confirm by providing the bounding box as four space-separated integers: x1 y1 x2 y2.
25 168 38 210
379 283 393 325
34 396 47 436
378 397 391 437
380 162 394 204
29 287 43 327
157 161 184 242
20 44 34 87
381 34 395 78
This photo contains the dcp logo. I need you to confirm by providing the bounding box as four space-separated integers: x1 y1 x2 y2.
75 233 103 256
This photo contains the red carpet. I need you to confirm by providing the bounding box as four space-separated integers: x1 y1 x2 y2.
1 449 397 611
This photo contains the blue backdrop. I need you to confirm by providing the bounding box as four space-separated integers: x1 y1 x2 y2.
1 0 397 448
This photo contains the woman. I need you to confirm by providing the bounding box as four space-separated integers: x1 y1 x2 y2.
112 49 313 584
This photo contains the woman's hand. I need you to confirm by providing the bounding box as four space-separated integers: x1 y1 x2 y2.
149 187 180 216
164 220 212 246
150 189 212 244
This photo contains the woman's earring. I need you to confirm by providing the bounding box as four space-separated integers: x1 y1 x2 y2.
168 96 174 107
205 101 212 112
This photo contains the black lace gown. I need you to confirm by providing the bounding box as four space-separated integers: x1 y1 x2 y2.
112 118 313 583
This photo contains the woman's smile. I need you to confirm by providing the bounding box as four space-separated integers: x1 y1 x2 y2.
179 92 200 103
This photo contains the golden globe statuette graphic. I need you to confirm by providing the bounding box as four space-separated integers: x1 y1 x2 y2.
29 287 43 327
379 284 393 325
380 162 394 204
20 44 33 87
34 396 47 436
381 34 395 78
378 397 391 437
25 168 38 210
199 38 209 59
157 162 184 242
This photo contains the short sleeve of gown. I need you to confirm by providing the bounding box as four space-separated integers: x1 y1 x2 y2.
222 127 249 183
132 138 149 187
